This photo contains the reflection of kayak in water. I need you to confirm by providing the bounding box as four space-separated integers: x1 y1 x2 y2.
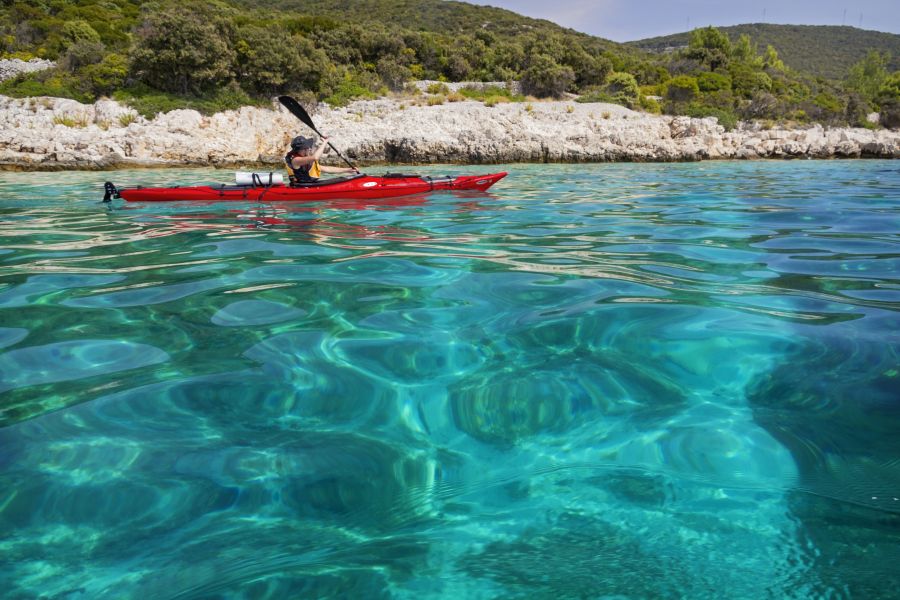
103 171 507 203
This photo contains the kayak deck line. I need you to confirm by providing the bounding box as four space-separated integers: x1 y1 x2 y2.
103 172 507 203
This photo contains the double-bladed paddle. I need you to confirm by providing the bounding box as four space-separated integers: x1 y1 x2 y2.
277 95 359 172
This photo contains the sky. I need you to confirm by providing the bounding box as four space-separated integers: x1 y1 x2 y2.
464 0 900 42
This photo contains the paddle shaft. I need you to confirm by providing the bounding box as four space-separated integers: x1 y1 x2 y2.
278 96 358 171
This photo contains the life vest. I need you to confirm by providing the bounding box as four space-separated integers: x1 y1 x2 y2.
285 150 321 184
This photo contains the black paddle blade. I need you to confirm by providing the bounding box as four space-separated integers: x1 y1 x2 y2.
278 95 318 134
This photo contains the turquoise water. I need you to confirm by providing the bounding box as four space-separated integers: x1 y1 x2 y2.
1 161 898 599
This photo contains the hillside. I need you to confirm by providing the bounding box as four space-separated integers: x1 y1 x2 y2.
1 1 897 129
629 24 900 80
229 0 631 54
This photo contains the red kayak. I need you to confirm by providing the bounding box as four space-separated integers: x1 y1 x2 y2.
104 172 507 202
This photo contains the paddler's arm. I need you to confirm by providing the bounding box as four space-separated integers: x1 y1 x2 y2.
320 165 360 174
318 136 360 173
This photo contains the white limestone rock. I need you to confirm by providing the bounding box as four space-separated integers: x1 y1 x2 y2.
0 58 55 82
2 94 900 169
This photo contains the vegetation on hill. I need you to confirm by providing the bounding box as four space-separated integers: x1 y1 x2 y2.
629 24 900 81
0 0 897 129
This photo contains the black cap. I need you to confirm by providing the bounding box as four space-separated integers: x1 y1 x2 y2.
290 136 315 151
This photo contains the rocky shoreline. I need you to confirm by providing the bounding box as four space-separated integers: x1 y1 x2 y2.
1 93 899 171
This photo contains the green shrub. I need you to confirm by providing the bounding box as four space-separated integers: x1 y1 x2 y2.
639 83 666 97
112 87 188 118
682 103 738 130
113 83 259 118
575 89 614 104
427 82 450 95
632 62 670 85
80 52 127 95
813 92 842 113
376 56 412 91
638 95 662 114
0 70 91 103
605 72 639 105
741 91 780 120
666 75 700 103
61 20 101 48
457 84 522 101
876 72 900 106
730 63 773 98
484 95 510 107
871 67 900 127
576 74 641 109
697 71 731 92
53 114 89 128
320 69 378 107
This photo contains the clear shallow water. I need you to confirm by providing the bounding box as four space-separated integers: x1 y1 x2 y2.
0 161 898 598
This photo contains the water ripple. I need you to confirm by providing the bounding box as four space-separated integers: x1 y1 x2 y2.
1 162 899 598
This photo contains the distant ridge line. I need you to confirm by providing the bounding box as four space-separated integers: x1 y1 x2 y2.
627 23 900 80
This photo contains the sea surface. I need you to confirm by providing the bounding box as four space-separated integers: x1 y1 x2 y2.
0 161 898 599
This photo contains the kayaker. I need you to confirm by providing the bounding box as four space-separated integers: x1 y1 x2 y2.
285 135 359 184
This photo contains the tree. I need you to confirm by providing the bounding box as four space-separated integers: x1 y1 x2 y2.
61 40 104 71
763 45 785 72
730 63 773 98
234 26 327 95
562 45 611 88
130 6 235 96
744 91 779 119
376 56 412 91
876 72 900 128
632 62 670 86
521 54 575 98
731 34 757 64
877 72 900 103
687 26 731 71
846 50 890 103
689 26 731 54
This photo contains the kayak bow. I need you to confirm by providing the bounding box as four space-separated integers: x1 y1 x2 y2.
104 172 507 203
